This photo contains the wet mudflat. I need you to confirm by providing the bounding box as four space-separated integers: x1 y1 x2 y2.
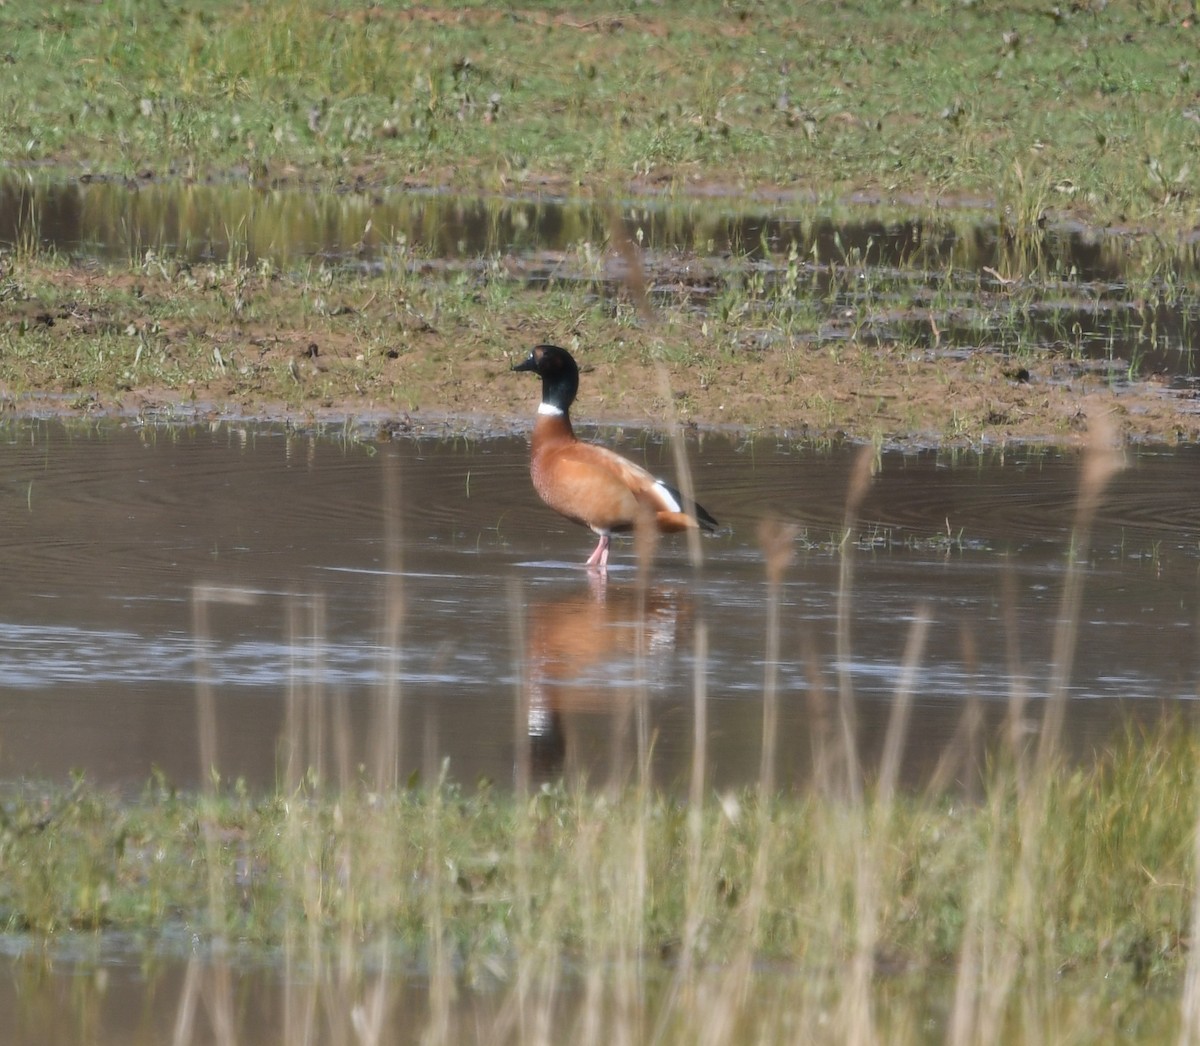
0 419 1195 793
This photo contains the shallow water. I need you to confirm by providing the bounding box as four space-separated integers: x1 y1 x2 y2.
0 419 1196 794
0 935 494 1046
0 937 1178 1046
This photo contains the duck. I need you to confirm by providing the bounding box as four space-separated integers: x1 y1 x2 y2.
512 344 718 567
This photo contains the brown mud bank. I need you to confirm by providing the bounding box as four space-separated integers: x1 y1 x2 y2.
3 260 1198 448
2 175 1199 446
6 338 1195 450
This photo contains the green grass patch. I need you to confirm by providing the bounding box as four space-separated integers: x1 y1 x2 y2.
0 718 1196 1039
2 1 1200 228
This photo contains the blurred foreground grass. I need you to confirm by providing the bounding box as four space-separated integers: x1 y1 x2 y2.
0 717 1196 1040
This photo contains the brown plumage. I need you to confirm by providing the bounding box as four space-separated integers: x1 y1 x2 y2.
512 344 718 567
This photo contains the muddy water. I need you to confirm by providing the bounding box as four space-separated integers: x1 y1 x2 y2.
2 175 1198 380
0 420 1196 794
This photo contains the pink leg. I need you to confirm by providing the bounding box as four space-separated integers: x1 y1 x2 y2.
585 534 610 569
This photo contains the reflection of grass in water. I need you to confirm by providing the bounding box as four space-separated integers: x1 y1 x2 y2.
2 417 1195 1042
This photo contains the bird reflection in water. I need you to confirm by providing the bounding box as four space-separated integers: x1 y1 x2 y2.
520 571 695 788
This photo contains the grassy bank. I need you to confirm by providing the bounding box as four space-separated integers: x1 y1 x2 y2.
0 717 1196 1041
2 1 1199 230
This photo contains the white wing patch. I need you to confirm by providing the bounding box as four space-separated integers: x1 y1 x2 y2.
651 479 682 513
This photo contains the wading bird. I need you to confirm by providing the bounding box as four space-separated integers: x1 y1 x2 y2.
512 344 718 568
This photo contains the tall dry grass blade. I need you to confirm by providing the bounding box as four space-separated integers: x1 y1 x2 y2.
422 714 441 792
505 588 537 1046
801 628 834 793
698 521 798 1046
876 603 929 804
372 453 405 791
654 362 705 570
947 898 982 1046
825 447 880 1044
283 936 318 1046
633 502 657 793
628 540 652 1043
608 203 654 324
350 959 391 1046
757 518 797 797
191 585 219 793
633 500 660 585
423 772 456 1046
609 199 710 580
948 780 1009 1046
570 808 606 1046
191 585 256 953
332 686 351 795
283 599 303 793
973 781 1030 1045
836 445 877 801
924 692 984 800
607 665 634 793
1036 413 1124 776
171 955 202 1046
207 958 236 1046
509 576 530 798
306 594 328 787
682 619 710 971
1181 777 1200 1046
171 954 236 1046
652 616 714 1045
839 605 929 1046
612 194 707 573
1000 567 1032 778
281 701 318 1046
924 626 982 799
689 619 709 813
974 414 1126 1041
279 594 326 1046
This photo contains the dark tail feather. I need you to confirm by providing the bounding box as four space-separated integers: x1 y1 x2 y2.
661 481 719 532
692 499 719 532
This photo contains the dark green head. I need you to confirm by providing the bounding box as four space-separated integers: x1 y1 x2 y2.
512 344 580 414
